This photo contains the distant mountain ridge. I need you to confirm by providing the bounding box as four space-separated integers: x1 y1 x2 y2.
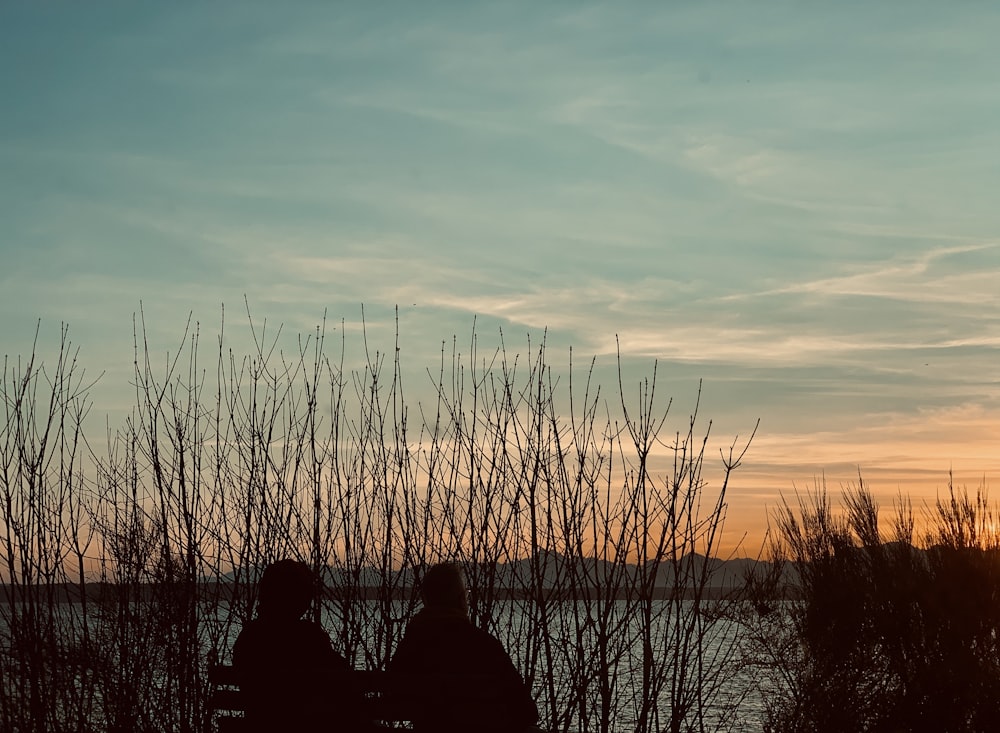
2 554 794 603
216 552 779 597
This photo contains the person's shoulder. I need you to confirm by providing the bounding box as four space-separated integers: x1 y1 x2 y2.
410 614 499 644
236 616 266 635
400 612 456 640
466 624 522 672
233 618 268 654
232 618 276 672
467 623 505 647
295 619 350 669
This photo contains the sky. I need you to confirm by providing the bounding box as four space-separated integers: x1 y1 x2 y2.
2 2 999 556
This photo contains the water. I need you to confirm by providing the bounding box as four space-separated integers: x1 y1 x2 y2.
215 598 767 731
2 598 769 732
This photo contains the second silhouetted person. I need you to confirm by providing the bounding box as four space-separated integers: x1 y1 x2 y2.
389 562 541 733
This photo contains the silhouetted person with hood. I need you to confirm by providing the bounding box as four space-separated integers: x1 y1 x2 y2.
389 562 541 733
232 559 351 732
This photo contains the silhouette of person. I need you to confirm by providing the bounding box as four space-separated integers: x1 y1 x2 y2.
232 559 351 732
389 562 541 733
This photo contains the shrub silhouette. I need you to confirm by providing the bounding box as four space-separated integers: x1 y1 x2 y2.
756 480 1000 733
1 311 755 733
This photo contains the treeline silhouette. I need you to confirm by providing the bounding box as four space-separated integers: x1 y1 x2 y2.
1 311 755 733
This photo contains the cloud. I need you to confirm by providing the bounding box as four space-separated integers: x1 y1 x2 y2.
735 244 1000 306
5 2 1000 557
272 237 1000 376
731 402 1000 503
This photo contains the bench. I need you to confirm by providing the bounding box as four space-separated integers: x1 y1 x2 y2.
208 664 519 732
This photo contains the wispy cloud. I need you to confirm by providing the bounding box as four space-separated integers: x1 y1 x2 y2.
734 244 1000 305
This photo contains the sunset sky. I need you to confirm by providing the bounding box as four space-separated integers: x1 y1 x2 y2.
2 3 999 555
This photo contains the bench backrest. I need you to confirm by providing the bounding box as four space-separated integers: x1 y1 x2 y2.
208 664 508 731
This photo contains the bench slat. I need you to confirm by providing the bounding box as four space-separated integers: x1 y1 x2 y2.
210 689 245 714
208 664 515 730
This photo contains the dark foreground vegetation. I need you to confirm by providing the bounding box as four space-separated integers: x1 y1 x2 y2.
741 481 1000 733
2 311 996 732
2 313 755 733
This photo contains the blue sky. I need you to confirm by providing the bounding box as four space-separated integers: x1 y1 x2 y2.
2 2 999 552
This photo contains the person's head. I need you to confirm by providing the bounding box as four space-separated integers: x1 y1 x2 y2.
420 562 468 613
257 559 315 621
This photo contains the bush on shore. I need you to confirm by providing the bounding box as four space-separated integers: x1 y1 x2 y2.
745 479 1000 733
